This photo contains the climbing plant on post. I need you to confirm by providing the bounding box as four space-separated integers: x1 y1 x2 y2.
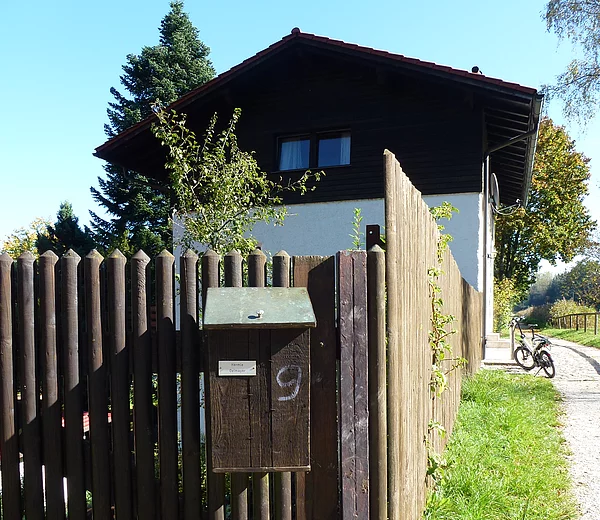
426 202 466 485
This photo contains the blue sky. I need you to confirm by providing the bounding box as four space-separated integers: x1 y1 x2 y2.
1 0 598 253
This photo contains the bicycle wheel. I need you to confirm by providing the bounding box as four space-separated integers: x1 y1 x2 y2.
539 350 555 379
514 346 535 370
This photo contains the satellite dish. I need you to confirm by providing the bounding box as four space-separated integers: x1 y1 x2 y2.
490 172 500 209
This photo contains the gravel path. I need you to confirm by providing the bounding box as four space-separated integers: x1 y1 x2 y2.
536 339 600 520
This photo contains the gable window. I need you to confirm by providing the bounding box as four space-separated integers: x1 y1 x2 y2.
277 131 351 171
318 132 351 167
279 137 310 171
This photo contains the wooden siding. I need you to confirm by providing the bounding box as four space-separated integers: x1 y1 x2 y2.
119 48 484 204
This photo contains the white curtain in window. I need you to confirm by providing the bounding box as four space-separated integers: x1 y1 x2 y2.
280 140 308 170
339 134 351 164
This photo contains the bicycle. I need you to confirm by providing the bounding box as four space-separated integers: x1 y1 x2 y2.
509 316 556 378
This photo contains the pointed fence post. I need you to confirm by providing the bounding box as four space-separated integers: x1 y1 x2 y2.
39 251 66 520
156 250 179 520
61 249 87 520
85 250 112 518
108 249 133 520
247 249 270 520
203 249 226 520
273 251 292 520
0 253 21 520
180 249 203 520
131 250 157 520
18 252 44 520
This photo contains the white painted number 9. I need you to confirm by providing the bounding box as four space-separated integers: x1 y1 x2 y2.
276 365 302 401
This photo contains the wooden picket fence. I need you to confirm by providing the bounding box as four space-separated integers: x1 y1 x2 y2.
0 154 483 520
383 150 483 520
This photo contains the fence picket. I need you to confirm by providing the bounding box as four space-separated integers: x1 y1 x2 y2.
131 250 157 520
85 250 112 518
108 250 134 520
272 251 292 520
203 249 226 520
181 250 203 520
61 250 87 520
39 251 66 520
0 253 21 519
367 245 387 520
156 250 179 519
248 249 270 520
18 252 44 520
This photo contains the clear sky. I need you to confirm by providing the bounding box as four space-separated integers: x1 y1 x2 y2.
1 0 598 249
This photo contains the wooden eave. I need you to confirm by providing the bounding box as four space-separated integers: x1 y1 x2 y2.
94 29 543 205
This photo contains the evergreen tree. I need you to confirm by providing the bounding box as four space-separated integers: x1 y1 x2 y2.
91 1 215 256
36 202 96 258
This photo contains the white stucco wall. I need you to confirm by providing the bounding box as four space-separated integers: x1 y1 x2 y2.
243 193 484 291
174 193 484 293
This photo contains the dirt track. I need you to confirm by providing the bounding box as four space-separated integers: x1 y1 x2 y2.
538 339 600 520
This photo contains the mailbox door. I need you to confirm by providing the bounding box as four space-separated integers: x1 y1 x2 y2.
207 328 310 472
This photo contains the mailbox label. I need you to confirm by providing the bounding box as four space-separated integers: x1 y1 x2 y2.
218 360 257 377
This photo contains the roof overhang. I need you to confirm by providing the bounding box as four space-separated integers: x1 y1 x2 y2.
95 29 543 205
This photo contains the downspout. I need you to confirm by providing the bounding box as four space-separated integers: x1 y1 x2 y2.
481 95 542 361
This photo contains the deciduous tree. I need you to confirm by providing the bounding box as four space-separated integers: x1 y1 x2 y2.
545 0 600 121
152 106 321 255
91 1 215 256
1 218 51 258
494 117 595 294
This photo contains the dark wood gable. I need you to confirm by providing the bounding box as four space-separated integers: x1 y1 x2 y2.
229 49 484 204
95 31 541 205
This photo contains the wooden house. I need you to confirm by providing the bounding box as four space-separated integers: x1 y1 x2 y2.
95 29 543 339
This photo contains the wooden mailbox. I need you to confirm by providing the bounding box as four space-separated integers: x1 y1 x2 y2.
203 286 316 473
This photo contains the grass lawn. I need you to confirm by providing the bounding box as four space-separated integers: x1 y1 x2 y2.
543 327 600 348
424 370 578 519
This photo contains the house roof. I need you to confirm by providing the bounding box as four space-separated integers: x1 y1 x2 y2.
95 28 543 205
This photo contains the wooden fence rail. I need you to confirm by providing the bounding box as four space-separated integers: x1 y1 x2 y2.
551 312 600 334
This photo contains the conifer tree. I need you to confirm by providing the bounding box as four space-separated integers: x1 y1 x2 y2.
36 202 96 258
91 1 215 256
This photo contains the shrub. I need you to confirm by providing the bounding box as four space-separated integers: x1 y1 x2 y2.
521 304 552 327
494 278 520 334
549 298 595 320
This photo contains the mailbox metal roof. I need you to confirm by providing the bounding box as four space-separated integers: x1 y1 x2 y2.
203 287 317 329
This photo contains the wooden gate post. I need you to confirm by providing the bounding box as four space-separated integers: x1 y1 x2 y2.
338 251 369 520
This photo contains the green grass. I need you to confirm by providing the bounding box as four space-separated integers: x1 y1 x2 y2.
424 370 577 520
543 328 600 348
